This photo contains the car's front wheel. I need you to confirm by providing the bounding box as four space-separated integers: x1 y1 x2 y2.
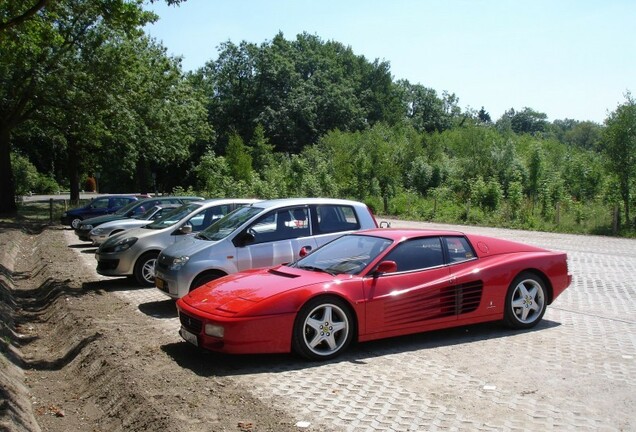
133 252 158 286
71 217 83 229
292 296 354 360
190 271 225 292
504 272 547 329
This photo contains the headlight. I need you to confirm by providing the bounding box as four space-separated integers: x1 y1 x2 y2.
169 255 190 271
112 237 138 252
91 227 106 235
83 224 93 230
204 323 224 338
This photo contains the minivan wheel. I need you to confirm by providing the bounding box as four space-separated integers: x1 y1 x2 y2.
133 252 158 286
190 272 224 292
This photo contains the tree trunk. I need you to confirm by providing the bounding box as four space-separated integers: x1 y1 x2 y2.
0 124 17 215
68 138 81 203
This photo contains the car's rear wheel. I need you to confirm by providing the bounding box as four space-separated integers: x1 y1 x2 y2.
504 272 547 329
71 217 83 229
133 252 158 286
292 296 354 360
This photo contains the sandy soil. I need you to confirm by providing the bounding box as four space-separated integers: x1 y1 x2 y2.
0 222 299 432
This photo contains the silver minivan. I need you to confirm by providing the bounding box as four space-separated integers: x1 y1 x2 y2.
95 199 259 286
154 198 378 299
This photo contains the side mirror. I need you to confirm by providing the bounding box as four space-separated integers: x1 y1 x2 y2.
379 221 391 228
179 224 193 235
299 245 313 257
374 260 397 276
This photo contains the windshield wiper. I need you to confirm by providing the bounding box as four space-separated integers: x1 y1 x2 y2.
297 265 336 276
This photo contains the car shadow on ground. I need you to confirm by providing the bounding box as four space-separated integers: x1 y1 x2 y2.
160 319 561 377
138 299 178 318
82 278 142 292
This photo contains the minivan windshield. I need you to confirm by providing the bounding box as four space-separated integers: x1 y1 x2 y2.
144 203 200 230
196 206 263 241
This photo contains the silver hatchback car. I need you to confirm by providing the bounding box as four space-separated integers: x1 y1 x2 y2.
89 203 182 245
154 198 379 299
95 199 259 286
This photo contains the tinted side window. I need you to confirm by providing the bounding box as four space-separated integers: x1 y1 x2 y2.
248 207 310 244
444 236 476 263
315 205 360 234
383 237 444 272
110 197 133 208
91 198 110 209
189 206 234 231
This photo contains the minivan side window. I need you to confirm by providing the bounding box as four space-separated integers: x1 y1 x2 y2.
248 207 310 244
315 205 360 234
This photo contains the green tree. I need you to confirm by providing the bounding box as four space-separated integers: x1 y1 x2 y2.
226 132 253 182
603 92 636 227
497 107 547 135
397 80 450 133
0 0 155 212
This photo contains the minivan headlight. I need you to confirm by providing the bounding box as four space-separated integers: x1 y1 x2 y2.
169 255 190 271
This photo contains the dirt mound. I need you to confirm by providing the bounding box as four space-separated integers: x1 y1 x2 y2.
0 224 298 432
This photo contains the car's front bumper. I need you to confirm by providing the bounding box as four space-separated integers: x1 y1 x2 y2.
75 228 92 241
95 250 136 277
176 301 294 354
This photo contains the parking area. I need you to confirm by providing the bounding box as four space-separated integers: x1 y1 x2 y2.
65 221 636 431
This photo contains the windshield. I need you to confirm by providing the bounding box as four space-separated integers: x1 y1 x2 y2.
114 200 139 216
291 234 393 275
144 203 200 230
135 206 160 220
196 206 263 241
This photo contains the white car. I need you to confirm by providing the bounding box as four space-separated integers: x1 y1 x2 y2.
89 204 181 245
95 199 259 286
154 198 379 299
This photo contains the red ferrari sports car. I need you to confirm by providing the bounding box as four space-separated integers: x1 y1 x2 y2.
176 229 572 360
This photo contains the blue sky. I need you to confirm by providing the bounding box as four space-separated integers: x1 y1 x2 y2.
144 0 635 124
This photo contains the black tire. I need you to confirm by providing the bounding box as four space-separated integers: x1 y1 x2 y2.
71 217 83 229
292 296 354 361
503 272 547 329
190 272 223 292
133 252 159 286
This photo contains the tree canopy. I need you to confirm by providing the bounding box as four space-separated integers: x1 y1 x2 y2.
3 2 635 236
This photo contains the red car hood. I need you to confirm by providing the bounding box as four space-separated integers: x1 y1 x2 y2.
180 265 331 315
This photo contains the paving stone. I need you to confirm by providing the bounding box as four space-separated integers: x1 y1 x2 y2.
64 223 636 431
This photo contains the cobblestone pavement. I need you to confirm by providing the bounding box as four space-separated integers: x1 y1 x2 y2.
65 221 636 431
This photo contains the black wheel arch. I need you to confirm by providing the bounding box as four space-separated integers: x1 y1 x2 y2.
189 269 227 292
